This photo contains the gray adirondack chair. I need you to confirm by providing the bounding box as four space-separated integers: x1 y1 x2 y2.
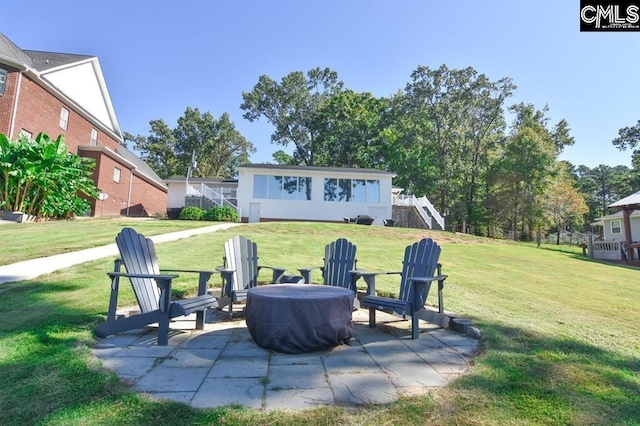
94 227 217 345
216 235 286 319
298 238 359 307
356 238 447 339
299 238 357 288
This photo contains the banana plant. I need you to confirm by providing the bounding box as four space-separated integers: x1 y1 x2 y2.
0 132 99 218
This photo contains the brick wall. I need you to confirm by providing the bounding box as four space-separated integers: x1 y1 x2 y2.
0 65 20 135
81 148 167 217
10 75 120 152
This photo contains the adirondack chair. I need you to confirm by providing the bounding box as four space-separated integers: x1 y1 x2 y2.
216 235 286 319
298 237 358 293
356 238 447 339
94 227 218 345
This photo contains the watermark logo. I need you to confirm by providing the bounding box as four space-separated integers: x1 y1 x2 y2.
580 1 640 31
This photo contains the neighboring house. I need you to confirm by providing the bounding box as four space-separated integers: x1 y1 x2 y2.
591 189 640 262
591 210 640 242
236 164 396 225
165 177 238 212
0 33 166 217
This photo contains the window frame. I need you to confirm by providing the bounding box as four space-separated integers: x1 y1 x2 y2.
59 107 69 130
253 174 311 200
113 167 121 183
0 68 7 96
611 219 622 234
90 128 98 146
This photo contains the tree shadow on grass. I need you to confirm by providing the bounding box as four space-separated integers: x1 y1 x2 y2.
451 322 640 425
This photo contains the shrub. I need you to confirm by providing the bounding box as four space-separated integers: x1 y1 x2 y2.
178 206 204 220
0 132 99 218
202 206 239 222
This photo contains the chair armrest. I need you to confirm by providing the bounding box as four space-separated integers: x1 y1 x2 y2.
407 274 447 284
161 269 215 295
107 271 179 281
107 271 176 313
162 268 215 274
350 270 401 295
258 265 287 283
298 266 322 284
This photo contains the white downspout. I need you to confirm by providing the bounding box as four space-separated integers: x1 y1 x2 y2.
126 168 134 216
8 71 23 140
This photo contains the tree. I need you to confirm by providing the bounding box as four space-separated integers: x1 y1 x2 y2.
611 119 640 151
311 90 390 168
240 67 344 166
0 132 98 218
131 108 254 179
488 104 560 240
543 178 589 245
397 65 515 232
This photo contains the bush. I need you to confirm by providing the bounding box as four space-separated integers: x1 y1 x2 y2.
178 206 204 220
0 132 98 218
202 206 239 222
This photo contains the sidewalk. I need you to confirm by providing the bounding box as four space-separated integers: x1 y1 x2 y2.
0 223 240 285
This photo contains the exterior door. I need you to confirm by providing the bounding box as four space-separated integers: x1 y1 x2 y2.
249 203 260 223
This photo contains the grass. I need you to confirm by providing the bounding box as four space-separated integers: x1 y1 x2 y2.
0 217 218 266
0 221 638 425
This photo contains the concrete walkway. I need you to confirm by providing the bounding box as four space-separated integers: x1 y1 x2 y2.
0 223 240 285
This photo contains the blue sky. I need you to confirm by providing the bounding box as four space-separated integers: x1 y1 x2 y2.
4 1 639 168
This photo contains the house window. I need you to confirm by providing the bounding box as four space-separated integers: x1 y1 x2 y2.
19 129 32 139
611 219 621 234
0 68 7 96
90 129 98 146
113 167 121 183
324 178 380 203
59 107 69 130
253 174 311 200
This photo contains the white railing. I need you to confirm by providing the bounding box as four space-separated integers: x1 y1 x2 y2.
185 183 240 217
591 241 622 261
393 195 445 230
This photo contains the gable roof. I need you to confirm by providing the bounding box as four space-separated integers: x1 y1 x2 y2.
609 190 640 208
0 33 33 66
23 49 94 72
0 32 122 141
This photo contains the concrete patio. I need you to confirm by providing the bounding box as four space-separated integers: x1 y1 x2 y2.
93 308 479 411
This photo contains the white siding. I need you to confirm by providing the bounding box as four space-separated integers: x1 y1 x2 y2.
166 182 187 208
43 60 116 132
237 167 393 224
602 216 640 241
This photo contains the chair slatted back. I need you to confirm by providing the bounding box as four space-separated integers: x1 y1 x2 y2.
398 238 441 305
223 235 259 291
323 238 357 288
115 227 161 313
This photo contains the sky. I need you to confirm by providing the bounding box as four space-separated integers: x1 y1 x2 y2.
3 1 639 168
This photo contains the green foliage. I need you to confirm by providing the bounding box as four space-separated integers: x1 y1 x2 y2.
0 132 99 218
178 206 204 220
241 67 344 166
201 206 239 222
128 107 255 179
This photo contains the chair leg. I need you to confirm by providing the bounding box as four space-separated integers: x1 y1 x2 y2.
228 300 233 320
196 309 205 330
368 307 376 328
158 313 170 346
411 313 419 339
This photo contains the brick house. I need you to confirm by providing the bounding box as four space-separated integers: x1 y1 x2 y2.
0 33 166 217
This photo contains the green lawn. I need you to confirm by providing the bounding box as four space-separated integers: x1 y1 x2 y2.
0 217 219 266
0 221 638 425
